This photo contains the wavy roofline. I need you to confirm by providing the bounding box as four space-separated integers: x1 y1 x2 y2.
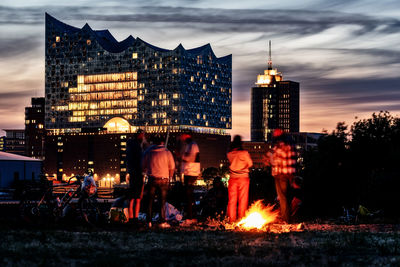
46 13 231 62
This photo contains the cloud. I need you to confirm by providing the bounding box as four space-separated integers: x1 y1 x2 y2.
0 36 41 58
1 5 400 36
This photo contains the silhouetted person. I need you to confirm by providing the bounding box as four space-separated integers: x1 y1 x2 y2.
126 129 146 223
227 135 253 223
202 176 228 218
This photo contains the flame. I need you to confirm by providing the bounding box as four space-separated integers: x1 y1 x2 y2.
236 200 279 230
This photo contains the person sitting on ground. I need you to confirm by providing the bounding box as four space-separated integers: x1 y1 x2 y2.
202 176 228 219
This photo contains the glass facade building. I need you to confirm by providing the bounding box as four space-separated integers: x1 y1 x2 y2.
251 66 299 142
45 13 232 135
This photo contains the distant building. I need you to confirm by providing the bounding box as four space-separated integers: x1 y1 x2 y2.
2 129 25 156
44 14 232 180
0 136 4 151
251 41 299 141
242 141 271 169
45 13 231 134
25 97 46 159
289 132 324 152
243 133 323 170
0 151 42 188
44 132 230 182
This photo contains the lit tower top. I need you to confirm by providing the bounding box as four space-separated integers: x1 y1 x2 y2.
255 40 282 87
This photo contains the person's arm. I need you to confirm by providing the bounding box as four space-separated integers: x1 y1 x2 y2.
168 151 175 178
142 148 149 173
246 151 253 169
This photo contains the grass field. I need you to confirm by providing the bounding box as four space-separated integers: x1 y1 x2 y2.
1 223 400 266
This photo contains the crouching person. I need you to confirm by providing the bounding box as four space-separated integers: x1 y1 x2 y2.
143 135 175 228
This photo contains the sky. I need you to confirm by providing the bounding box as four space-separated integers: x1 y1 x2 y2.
0 0 399 140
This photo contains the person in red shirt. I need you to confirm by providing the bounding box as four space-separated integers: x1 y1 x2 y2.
265 129 297 223
227 135 253 223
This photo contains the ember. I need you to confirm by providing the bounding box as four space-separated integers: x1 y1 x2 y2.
236 200 279 230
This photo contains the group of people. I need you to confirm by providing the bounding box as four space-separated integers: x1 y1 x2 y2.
125 128 298 228
126 131 200 228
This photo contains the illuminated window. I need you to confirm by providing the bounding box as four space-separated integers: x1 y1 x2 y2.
86 39 91 45
215 74 218 79
203 84 206 90
203 114 206 119
173 93 179 99
132 53 138 59
56 36 60 42
190 76 194 82
197 114 200 119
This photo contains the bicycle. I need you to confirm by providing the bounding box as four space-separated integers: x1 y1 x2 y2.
19 175 101 226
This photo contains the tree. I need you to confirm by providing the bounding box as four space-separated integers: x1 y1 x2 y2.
303 111 400 217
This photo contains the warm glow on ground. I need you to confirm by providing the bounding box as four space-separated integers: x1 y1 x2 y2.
236 200 279 230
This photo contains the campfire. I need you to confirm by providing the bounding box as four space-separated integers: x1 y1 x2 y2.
236 200 279 230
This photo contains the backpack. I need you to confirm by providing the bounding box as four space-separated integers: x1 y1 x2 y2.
109 207 129 223
108 197 129 223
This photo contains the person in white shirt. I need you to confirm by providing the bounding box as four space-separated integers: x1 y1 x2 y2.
142 135 175 228
180 133 200 225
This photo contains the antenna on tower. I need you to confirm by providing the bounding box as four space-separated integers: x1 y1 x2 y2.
268 40 272 70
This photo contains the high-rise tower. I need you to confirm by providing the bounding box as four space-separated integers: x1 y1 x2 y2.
251 42 299 141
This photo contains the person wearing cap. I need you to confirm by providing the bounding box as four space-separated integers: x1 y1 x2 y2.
180 133 200 226
142 135 175 228
265 129 297 223
227 135 253 223
126 130 146 223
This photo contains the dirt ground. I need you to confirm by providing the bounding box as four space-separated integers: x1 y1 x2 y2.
1 222 400 266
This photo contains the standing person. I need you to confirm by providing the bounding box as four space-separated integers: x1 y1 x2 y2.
227 135 253 223
126 130 146 223
180 133 200 226
265 129 297 223
142 135 175 228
